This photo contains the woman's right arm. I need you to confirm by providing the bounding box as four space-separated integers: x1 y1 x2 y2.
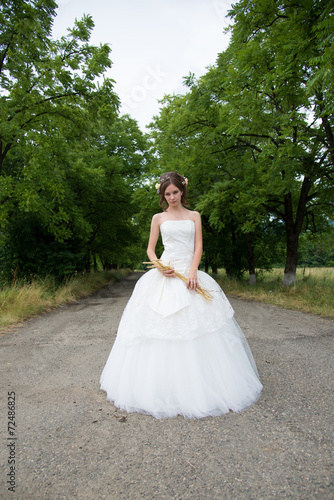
147 214 160 261
147 215 175 277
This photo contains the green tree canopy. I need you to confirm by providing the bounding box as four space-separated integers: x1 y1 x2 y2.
150 0 334 285
0 1 151 279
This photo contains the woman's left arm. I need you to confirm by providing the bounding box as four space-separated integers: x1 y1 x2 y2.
187 212 203 290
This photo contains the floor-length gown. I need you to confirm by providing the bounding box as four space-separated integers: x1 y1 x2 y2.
100 220 262 418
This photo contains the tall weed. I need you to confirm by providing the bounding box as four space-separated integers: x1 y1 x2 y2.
0 270 130 330
216 268 334 318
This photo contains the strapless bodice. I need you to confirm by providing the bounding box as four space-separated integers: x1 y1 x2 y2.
160 220 195 273
115 217 235 330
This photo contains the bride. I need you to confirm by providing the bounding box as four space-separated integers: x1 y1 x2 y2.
100 172 262 418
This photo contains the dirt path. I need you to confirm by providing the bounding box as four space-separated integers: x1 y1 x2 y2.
0 272 333 499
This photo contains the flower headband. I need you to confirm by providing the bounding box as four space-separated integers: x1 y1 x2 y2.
155 176 188 193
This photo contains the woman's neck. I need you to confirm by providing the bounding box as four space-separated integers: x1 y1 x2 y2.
166 206 185 218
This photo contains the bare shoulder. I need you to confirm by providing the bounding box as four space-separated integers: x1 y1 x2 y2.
187 210 201 222
151 212 164 227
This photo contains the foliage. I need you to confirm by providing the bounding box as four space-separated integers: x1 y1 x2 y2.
1 1 332 283
0 215 86 280
298 227 334 267
0 1 152 280
150 0 334 285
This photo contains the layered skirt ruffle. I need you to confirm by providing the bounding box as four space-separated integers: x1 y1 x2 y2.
100 267 262 419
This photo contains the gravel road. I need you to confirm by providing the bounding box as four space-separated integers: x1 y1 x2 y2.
0 272 333 499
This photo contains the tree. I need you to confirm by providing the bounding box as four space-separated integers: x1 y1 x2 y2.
222 0 334 284
79 114 152 270
150 0 334 285
0 1 152 279
0 0 119 241
150 89 283 281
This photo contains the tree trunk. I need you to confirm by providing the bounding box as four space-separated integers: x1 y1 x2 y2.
85 254 91 273
317 90 334 168
102 260 112 270
93 254 98 272
282 176 312 286
283 191 299 286
322 114 334 167
246 232 256 284
284 231 299 286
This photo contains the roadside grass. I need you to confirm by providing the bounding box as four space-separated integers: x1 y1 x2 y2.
215 267 334 319
1 266 332 332
0 269 130 331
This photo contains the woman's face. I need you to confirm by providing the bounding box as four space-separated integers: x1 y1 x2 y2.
164 183 183 207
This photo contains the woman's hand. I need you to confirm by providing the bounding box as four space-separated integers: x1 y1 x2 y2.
186 269 198 290
161 268 175 278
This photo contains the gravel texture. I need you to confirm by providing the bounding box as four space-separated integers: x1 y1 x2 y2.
0 272 333 499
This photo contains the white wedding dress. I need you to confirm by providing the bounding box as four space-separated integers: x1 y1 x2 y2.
100 220 262 418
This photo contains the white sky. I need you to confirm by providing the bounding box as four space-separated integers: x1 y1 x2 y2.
52 0 233 131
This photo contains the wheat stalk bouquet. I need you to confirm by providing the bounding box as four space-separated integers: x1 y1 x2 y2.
143 259 213 303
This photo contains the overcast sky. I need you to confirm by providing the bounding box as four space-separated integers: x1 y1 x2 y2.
52 0 233 131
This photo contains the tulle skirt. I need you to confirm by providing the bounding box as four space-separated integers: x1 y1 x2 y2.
100 269 262 419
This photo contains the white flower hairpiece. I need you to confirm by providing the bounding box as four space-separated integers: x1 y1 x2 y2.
156 175 188 193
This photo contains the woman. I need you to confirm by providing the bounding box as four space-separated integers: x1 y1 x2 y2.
100 172 262 418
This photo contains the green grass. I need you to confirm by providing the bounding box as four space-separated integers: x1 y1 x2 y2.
0 269 130 331
215 267 334 319
1 267 332 332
